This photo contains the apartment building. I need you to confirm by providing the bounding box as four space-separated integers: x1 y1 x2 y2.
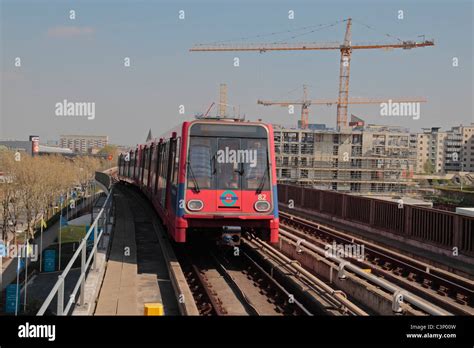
274 124 415 193
60 135 108 154
414 125 474 173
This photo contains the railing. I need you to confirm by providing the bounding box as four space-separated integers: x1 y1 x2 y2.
95 171 111 191
279 229 451 315
37 189 113 315
278 184 474 256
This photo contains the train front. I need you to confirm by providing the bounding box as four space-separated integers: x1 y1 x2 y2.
181 120 279 245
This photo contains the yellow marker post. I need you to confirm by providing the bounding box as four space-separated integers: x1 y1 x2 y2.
144 303 164 316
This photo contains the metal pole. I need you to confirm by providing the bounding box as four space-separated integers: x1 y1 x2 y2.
59 202 62 272
93 224 98 270
15 252 20 316
23 237 28 313
80 240 86 306
66 192 69 221
40 216 43 272
57 275 64 315
90 182 94 225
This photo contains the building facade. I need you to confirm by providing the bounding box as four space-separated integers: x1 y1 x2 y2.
60 135 108 154
274 124 415 193
414 125 474 174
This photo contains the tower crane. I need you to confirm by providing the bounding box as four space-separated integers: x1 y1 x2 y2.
190 18 434 129
257 85 427 129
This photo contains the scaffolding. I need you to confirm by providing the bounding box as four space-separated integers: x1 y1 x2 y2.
274 127 416 193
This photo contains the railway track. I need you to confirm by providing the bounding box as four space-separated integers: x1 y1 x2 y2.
279 210 474 315
175 241 308 315
175 237 367 316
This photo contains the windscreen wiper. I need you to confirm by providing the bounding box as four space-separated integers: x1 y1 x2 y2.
187 161 200 193
256 163 269 194
211 155 217 174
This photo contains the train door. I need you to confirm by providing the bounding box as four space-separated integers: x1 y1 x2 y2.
215 138 242 211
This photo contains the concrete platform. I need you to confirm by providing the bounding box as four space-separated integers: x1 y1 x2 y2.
95 193 138 315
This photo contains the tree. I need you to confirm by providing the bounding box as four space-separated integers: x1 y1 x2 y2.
0 151 100 244
0 150 20 242
97 145 118 157
423 160 435 174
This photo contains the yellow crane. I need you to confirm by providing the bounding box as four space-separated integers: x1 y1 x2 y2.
190 18 434 129
257 85 427 129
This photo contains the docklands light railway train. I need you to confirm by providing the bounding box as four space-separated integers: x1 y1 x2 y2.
117 119 279 245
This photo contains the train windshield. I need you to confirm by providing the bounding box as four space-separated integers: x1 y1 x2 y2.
187 124 270 191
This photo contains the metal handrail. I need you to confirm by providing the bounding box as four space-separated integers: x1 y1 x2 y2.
279 229 452 315
37 188 113 316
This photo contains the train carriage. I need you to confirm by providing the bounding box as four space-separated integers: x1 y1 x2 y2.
118 118 279 244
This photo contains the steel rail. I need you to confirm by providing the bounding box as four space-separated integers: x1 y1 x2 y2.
279 229 452 315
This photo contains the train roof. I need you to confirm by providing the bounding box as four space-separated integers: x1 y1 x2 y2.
124 118 271 153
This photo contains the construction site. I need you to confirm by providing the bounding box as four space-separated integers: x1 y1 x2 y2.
273 123 415 192
191 18 435 194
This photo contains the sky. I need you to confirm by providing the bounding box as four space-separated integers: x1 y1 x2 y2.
0 0 473 146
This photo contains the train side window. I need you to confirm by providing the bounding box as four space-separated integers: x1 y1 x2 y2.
133 150 138 179
143 147 148 186
172 137 180 186
162 141 169 186
157 143 164 190
146 145 153 187
150 145 157 192
160 141 170 205
141 147 147 184
154 143 162 193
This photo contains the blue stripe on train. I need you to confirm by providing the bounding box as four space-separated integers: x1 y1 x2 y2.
273 184 279 218
177 183 185 217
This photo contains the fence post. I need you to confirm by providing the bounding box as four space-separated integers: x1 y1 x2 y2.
319 190 324 212
453 214 461 251
369 200 375 226
404 205 412 236
342 195 348 219
301 186 305 208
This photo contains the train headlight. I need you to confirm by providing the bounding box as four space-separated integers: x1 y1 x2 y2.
187 200 204 211
254 200 271 212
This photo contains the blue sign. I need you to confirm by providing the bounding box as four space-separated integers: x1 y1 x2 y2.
220 190 238 207
5 284 20 313
17 258 24 272
60 216 68 227
43 249 56 272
